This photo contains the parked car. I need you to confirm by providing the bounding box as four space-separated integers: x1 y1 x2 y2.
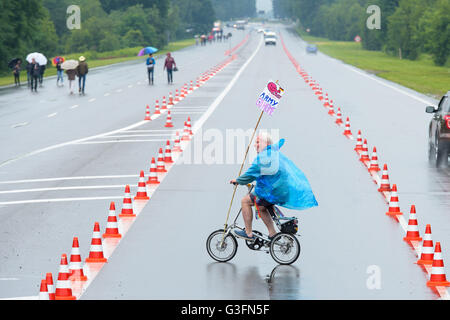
264 31 277 46
426 91 450 167
306 43 318 54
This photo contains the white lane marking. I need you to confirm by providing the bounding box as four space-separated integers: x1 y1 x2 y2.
0 196 123 206
0 175 138 185
11 122 29 129
0 296 38 300
123 130 177 133
0 278 20 281
70 104 79 109
192 36 263 133
345 66 435 105
128 84 133 88
170 111 204 114
0 120 147 168
47 113 57 118
116 89 122 93
104 93 110 97
96 134 175 138
88 98 96 103
75 139 168 145
0 184 137 195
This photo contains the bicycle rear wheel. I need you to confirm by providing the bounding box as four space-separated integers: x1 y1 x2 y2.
269 233 300 265
206 229 238 262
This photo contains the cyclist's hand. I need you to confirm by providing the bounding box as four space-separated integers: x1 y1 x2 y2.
230 179 237 185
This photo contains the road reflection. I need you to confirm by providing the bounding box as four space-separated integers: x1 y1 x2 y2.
206 262 301 299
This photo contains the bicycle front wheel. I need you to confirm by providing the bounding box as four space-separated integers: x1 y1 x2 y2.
206 229 238 262
269 233 300 265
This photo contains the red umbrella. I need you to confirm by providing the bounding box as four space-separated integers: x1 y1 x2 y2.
52 56 65 66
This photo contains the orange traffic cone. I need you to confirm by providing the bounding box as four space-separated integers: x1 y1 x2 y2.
69 237 88 281
385 184 403 217
144 105 151 121
403 205 422 242
335 108 343 125
103 202 122 238
328 100 335 115
182 122 190 141
55 254 76 300
164 111 174 128
161 96 167 110
156 148 167 173
378 164 391 192
168 92 174 105
186 117 193 135
154 100 160 114
164 140 174 164
354 130 363 152
427 242 450 287
134 170 150 200
368 147 381 172
323 94 329 108
173 131 182 152
119 185 135 218
45 273 55 300
343 117 352 136
39 279 50 300
417 224 434 265
146 157 160 185
85 222 108 263
359 139 370 162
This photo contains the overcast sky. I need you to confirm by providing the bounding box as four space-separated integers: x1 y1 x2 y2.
256 0 273 12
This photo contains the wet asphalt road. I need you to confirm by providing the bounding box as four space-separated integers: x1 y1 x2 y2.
0 24 449 300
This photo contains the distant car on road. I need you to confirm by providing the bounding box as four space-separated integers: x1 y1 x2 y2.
264 31 277 46
306 43 318 54
426 91 450 167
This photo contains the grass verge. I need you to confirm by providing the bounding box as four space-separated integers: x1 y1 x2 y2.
297 30 449 99
0 39 195 87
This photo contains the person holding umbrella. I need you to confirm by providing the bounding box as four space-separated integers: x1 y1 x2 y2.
12 60 22 87
29 58 40 92
54 57 65 87
163 52 177 85
61 59 79 95
76 56 88 95
146 53 155 85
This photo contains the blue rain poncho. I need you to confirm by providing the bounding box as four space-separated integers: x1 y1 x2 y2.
236 139 318 210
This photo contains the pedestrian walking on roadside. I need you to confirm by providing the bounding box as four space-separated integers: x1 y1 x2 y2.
13 61 21 86
39 64 46 86
66 68 77 95
56 61 64 86
146 53 155 85
163 52 176 84
29 58 40 92
76 56 88 95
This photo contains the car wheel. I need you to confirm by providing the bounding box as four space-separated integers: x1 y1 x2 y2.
436 140 449 168
428 142 436 162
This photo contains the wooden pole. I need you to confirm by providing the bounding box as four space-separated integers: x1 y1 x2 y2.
220 110 265 244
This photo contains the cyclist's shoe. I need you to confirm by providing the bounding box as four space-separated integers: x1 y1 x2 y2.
268 234 277 242
233 229 255 241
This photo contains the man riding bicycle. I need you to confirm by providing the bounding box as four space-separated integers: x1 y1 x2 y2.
230 132 318 241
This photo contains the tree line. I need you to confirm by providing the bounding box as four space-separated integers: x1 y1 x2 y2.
0 0 256 74
273 0 449 66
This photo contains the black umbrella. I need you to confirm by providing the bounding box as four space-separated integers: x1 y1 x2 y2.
8 58 22 69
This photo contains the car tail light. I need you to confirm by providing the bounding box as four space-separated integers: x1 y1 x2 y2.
445 115 450 129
